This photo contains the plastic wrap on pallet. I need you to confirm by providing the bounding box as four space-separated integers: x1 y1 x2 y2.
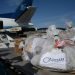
22 35 45 61
22 25 75 71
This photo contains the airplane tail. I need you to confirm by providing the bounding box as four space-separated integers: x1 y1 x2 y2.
0 0 34 19
15 0 34 18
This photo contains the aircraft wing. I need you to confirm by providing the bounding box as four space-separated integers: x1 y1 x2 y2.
15 6 36 26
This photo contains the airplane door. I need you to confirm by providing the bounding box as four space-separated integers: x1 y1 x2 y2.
0 21 3 29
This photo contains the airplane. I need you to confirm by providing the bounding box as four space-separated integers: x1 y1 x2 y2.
0 0 36 37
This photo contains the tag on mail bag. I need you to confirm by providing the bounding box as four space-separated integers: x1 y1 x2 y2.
39 50 67 70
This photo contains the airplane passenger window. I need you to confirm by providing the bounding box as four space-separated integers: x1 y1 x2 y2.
0 21 3 29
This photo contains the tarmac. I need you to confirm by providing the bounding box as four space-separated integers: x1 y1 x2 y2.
0 47 75 75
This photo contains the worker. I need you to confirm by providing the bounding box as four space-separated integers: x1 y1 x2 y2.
14 38 22 55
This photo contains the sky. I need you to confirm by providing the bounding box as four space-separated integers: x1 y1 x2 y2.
0 0 22 13
32 0 75 28
0 0 75 28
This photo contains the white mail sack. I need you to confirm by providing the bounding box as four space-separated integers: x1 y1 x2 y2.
39 49 67 70
31 37 45 54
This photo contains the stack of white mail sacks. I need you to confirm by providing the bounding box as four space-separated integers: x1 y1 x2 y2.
22 24 75 71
